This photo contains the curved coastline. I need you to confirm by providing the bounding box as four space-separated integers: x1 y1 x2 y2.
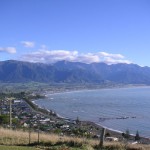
31 98 125 136
32 99 150 142
44 85 150 98
30 86 150 142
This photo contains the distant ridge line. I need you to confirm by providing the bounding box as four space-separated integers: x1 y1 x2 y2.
0 60 150 84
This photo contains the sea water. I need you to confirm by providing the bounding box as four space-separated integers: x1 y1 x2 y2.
35 87 150 137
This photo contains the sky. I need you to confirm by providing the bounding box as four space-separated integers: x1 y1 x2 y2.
0 0 150 66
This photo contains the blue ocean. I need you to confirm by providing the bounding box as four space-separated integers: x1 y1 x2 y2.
35 87 150 137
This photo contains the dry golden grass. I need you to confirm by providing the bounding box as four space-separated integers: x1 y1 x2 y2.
0 127 150 150
0 127 99 146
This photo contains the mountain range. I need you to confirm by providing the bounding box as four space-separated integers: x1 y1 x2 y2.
0 60 150 85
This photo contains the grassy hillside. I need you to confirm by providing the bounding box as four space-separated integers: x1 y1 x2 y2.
0 127 149 150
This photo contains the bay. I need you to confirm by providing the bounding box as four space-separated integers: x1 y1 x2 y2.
35 87 150 137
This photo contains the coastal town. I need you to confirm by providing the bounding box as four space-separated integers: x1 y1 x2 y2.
0 92 150 145
0 93 101 138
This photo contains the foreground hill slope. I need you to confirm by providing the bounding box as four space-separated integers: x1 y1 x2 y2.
0 127 150 150
0 60 150 84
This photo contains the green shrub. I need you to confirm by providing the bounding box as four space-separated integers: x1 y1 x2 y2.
0 115 9 124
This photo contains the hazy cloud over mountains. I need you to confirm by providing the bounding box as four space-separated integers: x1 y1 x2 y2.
21 49 131 64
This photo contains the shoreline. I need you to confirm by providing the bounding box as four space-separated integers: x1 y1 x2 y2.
27 85 150 144
43 84 150 98
28 97 150 143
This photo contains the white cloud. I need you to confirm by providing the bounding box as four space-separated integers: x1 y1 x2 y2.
20 49 132 65
76 53 100 64
104 57 131 64
21 41 35 48
98 52 124 59
21 50 79 63
0 47 16 54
